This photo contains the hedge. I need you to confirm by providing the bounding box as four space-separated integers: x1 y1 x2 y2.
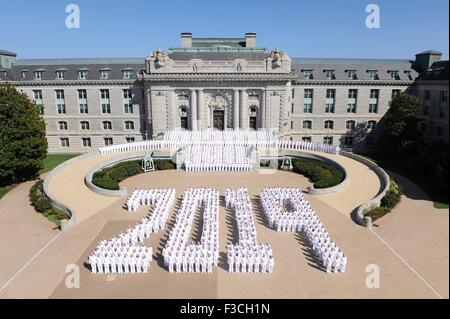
29 179 70 227
280 158 345 189
92 159 175 191
365 177 403 221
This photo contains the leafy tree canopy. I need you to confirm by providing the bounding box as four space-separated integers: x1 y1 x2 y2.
0 83 47 185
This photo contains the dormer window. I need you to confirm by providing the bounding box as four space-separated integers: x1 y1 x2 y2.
100 70 110 80
0 71 6 80
404 70 413 80
21 71 27 80
324 70 336 80
303 70 313 80
368 70 379 80
34 71 43 80
78 70 88 80
122 70 133 80
347 70 358 80
56 71 65 80
389 71 400 80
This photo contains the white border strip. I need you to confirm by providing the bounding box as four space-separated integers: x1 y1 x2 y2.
0 232 63 293
369 228 443 299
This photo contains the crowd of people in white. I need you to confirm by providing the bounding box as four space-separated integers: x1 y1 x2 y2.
225 188 274 274
88 188 176 274
184 145 252 172
260 187 347 273
162 188 220 273
98 130 340 156
89 186 347 275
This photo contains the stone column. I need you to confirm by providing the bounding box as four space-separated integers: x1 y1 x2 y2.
233 89 239 129
239 89 247 129
197 90 204 130
169 90 177 130
191 89 197 131
260 90 266 129
146 89 153 137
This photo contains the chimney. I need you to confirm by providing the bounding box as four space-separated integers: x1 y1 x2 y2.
414 50 442 72
245 32 256 48
181 32 192 48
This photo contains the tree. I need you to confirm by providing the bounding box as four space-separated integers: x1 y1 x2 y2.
379 92 422 150
0 83 47 185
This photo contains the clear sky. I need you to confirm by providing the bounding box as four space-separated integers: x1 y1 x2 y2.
1 0 448 60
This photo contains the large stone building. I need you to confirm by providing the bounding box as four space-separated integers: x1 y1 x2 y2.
0 33 447 153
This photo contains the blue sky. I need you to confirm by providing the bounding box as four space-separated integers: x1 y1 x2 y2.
0 0 448 60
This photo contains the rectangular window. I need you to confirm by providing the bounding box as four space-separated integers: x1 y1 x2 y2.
302 136 312 142
104 138 113 146
126 137 135 143
102 103 111 114
304 89 313 99
370 89 379 99
303 103 312 113
302 121 312 129
33 90 43 101
324 121 334 129
424 90 431 101
78 89 88 114
347 103 356 113
348 89 358 98
82 138 91 147
100 89 110 99
326 89 335 99
55 90 66 114
325 103 335 113
440 90 448 102
58 121 68 130
60 138 70 147
369 104 378 113
323 136 333 145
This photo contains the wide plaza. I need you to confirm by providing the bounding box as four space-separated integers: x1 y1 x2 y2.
0 131 448 299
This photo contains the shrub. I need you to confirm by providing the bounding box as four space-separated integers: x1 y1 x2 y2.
92 177 120 190
365 206 390 221
29 179 69 226
92 159 176 191
155 159 176 170
381 178 402 209
289 158 345 189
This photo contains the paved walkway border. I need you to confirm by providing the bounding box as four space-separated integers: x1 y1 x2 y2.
43 152 96 231
340 151 391 228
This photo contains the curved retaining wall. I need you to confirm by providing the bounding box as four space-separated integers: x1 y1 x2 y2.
279 150 348 195
340 151 390 228
43 151 97 231
85 151 174 197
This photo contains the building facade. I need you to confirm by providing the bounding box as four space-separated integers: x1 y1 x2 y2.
0 33 447 153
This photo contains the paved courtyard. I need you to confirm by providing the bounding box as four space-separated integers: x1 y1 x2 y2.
0 169 447 299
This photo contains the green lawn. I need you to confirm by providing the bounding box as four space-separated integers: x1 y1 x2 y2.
40 153 81 174
434 202 449 209
0 186 12 200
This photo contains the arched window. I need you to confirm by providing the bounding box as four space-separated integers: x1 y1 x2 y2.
125 121 134 130
80 121 90 130
302 120 312 129
324 120 334 129
346 120 356 130
367 120 377 130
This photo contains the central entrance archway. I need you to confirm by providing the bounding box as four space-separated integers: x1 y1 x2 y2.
213 110 225 130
